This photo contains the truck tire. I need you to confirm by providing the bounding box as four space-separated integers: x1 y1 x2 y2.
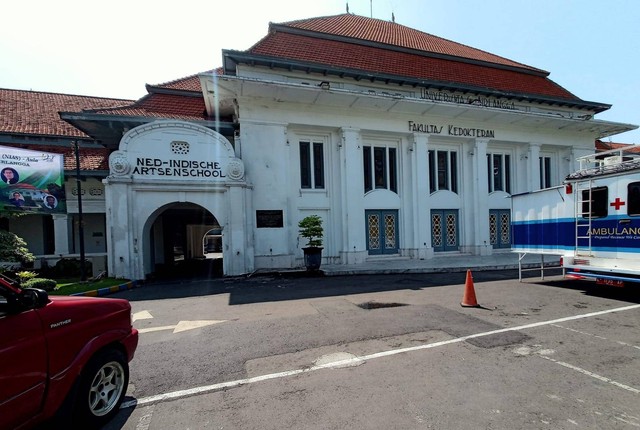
73 348 129 429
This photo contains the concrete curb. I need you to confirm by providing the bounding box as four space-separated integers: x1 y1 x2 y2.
70 280 140 297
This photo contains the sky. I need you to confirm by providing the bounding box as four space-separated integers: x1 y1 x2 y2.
2 0 639 143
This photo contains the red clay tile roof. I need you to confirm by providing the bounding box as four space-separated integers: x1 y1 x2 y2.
89 92 209 121
0 88 132 138
244 14 580 102
153 69 221 92
61 146 110 170
68 146 110 170
595 140 639 153
87 71 222 120
249 32 576 100
278 14 544 73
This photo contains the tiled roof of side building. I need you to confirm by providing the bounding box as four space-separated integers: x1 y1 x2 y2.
89 70 224 120
89 93 210 121
61 146 110 170
152 69 221 92
0 88 132 137
595 140 639 152
276 14 546 74
249 32 577 101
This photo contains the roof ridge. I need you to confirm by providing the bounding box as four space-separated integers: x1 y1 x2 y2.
0 87 133 102
151 69 217 89
273 13 547 75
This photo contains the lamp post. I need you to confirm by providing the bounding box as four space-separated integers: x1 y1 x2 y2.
72 141 87 281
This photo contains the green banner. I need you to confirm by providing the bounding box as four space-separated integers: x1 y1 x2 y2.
0 146 66 214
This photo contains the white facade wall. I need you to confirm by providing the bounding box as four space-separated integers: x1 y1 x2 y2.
227 71 599 272
93 68 623 280
104 121 251 280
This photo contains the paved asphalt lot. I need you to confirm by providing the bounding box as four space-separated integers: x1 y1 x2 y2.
89 270 638 429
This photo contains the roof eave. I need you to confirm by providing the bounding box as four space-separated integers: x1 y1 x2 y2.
222 51 611 113
144 84 204 97
59 111 237 149
0 131 93 145
64 169 110 178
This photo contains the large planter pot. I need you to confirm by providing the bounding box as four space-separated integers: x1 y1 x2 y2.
302 247 323 271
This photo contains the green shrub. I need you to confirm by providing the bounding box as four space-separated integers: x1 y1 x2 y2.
54 258 93 277
298 215 324 247
22 277 57 292
0 230 35 264
17 271 38 282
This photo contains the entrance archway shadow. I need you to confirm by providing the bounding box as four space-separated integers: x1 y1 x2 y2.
149 258 223 281
145 202 224 280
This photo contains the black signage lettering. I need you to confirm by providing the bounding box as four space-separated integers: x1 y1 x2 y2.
408 121 443 134
408 121 495 138
447 126 495 138
133 157 226 178
420 89 517 111
256 210 284 228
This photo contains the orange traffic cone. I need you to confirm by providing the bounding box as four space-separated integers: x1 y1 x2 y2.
460 269 480 308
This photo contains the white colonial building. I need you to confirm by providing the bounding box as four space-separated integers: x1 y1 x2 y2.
2 14 637 280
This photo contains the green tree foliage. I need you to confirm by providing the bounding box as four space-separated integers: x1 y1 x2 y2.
0 229 35 264
298 215 324 247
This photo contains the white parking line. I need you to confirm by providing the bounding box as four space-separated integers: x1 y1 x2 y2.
538 355 640 394
552 324 640 350
121 303 640 409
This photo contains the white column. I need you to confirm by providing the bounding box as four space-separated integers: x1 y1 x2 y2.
469 138 491 255
225 184 253 276
339 127 367 264
52 214 70 255
104 178 135 279
570 146 594 172
561 149 574 177
527 143 541 191
411 133 433 259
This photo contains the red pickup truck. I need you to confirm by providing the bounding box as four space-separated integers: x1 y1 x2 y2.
0 275 138 429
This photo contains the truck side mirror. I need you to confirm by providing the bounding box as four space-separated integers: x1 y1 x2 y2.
20 288 49 309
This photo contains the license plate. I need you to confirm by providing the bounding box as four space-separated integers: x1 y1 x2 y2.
596 278 625 287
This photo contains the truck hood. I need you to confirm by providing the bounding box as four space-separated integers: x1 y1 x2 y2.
38 295 132 332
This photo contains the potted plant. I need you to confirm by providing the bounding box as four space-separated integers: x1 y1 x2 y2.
298 215 323 271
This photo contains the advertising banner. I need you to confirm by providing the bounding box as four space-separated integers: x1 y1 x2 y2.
0 146 66 214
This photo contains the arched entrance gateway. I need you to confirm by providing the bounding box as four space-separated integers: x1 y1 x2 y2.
144 202 222 279
104 120 252 280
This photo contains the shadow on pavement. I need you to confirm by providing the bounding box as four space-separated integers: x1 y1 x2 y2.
116 270 472 304
530 278 640 304
107 269 634 305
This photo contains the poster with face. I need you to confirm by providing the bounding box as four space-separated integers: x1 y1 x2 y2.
0 146 66 214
